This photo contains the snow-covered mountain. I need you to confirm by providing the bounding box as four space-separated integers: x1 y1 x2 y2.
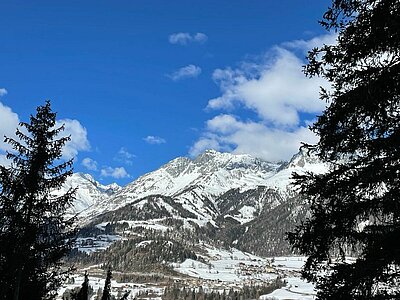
80 150 284 220
55 173 121 215
68 149 328 265
120 149 279 197
75 149 326 224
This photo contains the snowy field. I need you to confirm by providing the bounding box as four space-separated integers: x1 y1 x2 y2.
260 277 316 300
173 246 277 283
260 257 316 299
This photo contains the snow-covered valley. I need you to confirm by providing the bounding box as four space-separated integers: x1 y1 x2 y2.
59 251 316 300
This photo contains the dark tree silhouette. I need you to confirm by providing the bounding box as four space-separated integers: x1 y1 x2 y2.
76 271 90 300
0 101 76 300
288 0 400 298
101 268 113 300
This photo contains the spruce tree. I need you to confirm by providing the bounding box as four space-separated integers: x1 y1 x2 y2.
76 272 90 300
101 268 113 300
288 0 400 298
0 101 76 299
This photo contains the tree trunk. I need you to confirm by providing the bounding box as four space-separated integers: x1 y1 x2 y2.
13 266 23 300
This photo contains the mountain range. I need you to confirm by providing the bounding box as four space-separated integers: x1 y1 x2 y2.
67 148 327 271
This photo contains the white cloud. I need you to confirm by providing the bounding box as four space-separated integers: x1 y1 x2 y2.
0 101 90 164
56 119 90 159
208 47 328 126
81 157 98 171
169 32 191 45
168 65 202 81
282 33 337 52
0 88 7 97
114 147 135 165
189 114 318 162
144 135 166 145
0 101 20 152
169 32 208 45
100 166 130 179
192 34 335 162
189 135 226 158
193 33 208 43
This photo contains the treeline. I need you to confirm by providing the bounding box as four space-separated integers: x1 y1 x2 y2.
68 233 198 273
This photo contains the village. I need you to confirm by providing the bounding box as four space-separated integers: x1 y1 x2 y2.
59 253 308 299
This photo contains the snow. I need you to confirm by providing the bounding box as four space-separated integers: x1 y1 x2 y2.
81 150 283 221
59 252 317 300
174 246 277 283
260 257 317 300
261 277 316 300
57 149 333 300
174 252 317 300
61 149 328 231
232 205 257 224
53 172 121 217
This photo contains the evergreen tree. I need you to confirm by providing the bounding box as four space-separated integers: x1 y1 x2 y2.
76 272 90 300
0 101 76 299
288 0 400 298
101 268 113 300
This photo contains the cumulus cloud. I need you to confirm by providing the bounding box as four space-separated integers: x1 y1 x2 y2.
56 119 90 159
208 48 328 126
0 88 7 97
81 157 98 171
167 65 202 81
0 100 90 165
169 32 208 45
189 115 318 161
114 147 135 165
144 135 166 145
0 101 20 152
189 135 226 158
100 166 130 179
192 34 335 162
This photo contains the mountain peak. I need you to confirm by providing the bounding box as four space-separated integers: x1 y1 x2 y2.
57 173 121 216
193 149 225 164
74 149 327 222
286 147 320 169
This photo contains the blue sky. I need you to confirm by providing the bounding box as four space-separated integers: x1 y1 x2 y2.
0 0 333 185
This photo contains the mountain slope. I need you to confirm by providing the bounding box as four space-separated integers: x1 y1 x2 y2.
68 149 327 265
55 173 121 215
83 150 281 221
